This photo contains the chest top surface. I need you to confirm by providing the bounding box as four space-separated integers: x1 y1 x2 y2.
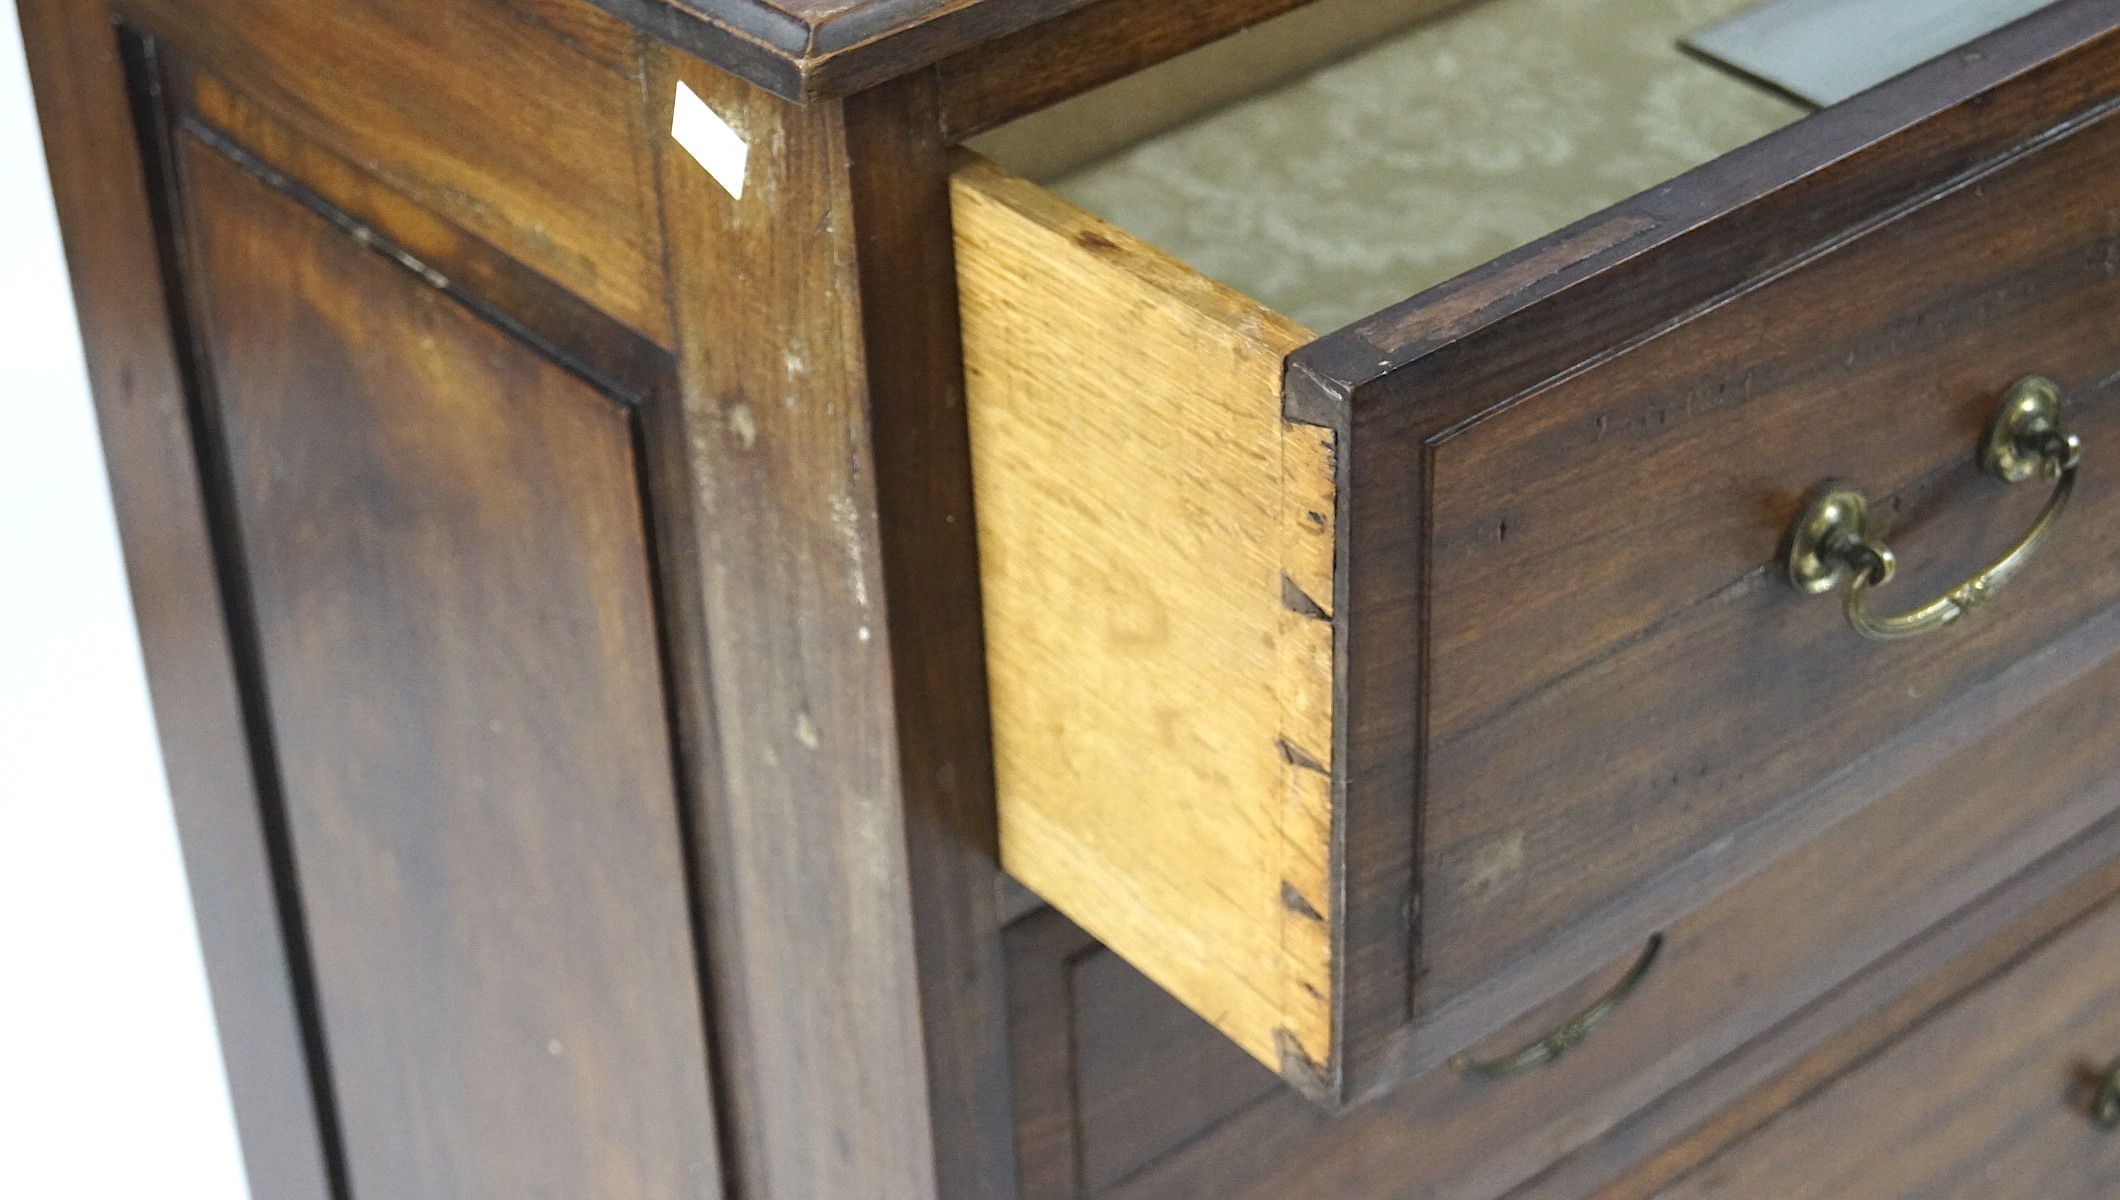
585 0 1316 102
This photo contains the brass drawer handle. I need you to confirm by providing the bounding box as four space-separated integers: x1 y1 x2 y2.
2096 1060 2120 1130
1782 376 2082 642
1450 934 1663 1081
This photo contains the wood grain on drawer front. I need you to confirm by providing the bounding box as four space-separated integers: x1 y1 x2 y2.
1665 891 2120 1198
1412 80 2120 1022
1013 603 2120 1200
118 0 670 344
953 154 1339 1083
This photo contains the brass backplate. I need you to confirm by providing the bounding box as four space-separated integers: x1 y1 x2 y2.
1983 375 2064 483
1784 481 1869 594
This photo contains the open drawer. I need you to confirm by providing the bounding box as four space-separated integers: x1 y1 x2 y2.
955 0 2120 1103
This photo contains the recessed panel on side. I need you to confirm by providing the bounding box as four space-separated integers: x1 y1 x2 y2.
175 135 719 1199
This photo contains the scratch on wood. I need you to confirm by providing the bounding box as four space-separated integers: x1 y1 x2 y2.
828 492 870 609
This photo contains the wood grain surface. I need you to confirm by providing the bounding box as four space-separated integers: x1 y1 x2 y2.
175 132 724 1199
579 0 1143 101
1409 22 2120 1020
16 6 340 1195
1529 809 2120 1200
170 62 672 403
953 152 1338 1089
649 53 1020 1200
956 0 1466 168
1003 909 1280 1200
1660 889 2120 1198
116 0 673 344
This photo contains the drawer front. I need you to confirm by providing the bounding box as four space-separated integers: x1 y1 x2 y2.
1415 87 2120 1010
965 0 2120 1099
1663 885 2120 1199
117 0 670 343
1010 608 2120 1199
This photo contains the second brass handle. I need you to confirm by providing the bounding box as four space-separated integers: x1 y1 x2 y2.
1783 376 2082 642
1450 934 1663 1081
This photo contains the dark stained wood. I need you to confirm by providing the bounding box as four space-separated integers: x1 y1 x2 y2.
113 0 673 344
647 49 1017 1200
1007 909 1095 1200
1522 816 2120 1200
844 66 1026 1200
17 5 338 1197
172 131 724 1198
581 0 1124 102
1004 909 1279 1199
37 0 2120 1194
1424 376 2120 1008
936 0 1319 142
1299 0 2120 1100
1070 939 1280 1192
1086 603 2120 1200
163 59 672 403
1657 887 2120 1198
490 0 650 72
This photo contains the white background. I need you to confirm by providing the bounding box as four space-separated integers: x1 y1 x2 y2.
0 1 251 1195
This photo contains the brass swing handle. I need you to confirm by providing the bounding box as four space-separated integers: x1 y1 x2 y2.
1450 934 1663 1081
1783 376 2082 642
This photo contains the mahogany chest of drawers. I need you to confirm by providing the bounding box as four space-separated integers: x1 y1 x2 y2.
23 0 2120 1195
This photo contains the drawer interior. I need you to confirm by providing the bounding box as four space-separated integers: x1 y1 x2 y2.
976 0 1810 332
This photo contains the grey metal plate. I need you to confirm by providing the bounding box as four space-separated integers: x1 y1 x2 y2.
1684 0 2055 106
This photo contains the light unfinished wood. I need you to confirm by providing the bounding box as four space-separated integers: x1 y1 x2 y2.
952 153 1338 1087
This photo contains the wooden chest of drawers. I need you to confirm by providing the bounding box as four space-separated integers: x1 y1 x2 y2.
21 0 2120 1195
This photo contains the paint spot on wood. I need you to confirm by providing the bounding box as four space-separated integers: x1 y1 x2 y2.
1466 830 1527 900
829 492 870 609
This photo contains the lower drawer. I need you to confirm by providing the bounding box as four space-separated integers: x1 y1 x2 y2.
1663 885 2120 1199
1007 603 2120 1199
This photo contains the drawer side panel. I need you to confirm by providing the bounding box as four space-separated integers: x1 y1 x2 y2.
952 155 1337 1084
